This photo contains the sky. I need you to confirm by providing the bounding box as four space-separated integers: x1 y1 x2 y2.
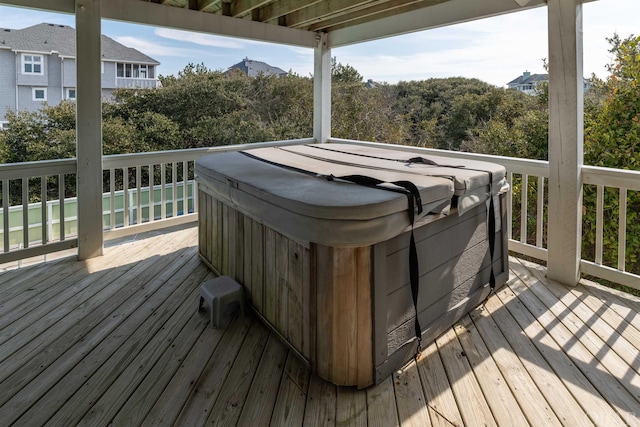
0 0 637 87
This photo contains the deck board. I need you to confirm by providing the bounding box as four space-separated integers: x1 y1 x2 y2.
1 225 640 426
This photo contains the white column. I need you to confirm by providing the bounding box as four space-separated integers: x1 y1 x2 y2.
76 0 104 259
547 0 583 285
313 32 331 143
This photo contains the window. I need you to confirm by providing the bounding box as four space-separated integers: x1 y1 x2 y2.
0 122 9 131
66 88 76 100
117 63 155 79
32 87 47 101
22 54 44 75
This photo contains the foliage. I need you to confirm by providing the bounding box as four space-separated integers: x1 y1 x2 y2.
2 37 639 277
582 34 640 272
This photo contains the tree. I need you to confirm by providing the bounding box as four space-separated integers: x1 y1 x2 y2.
582 34 640 273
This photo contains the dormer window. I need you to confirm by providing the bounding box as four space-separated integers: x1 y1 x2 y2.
22 54 44 75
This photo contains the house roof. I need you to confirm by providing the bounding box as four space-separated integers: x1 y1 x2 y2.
507 73 549 86
226 58 287 77
0 23 159 64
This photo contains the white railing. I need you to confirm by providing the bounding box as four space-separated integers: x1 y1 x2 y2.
0 138 313 265
331 138 640 290
2 137 638 289
0 158 78 264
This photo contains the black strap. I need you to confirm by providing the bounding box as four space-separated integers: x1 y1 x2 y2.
408 156 497 293
240 151 426 354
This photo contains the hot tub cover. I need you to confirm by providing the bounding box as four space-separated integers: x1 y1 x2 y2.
195 144 508 247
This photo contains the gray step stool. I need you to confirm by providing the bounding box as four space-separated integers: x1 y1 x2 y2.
199 276 245 328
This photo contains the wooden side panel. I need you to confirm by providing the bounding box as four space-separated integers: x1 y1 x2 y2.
275 233 289 337
215 200 222 269
198 191 206 258
302 244 313 360
287 239 304 353
315 244 334 380
221 203 229 276
333 247 358 385
263 227 277 326
315 245 373 387
251 221 264 312
197 190 342 377
356 247 373 387
243 215 253 303
228 206 237 278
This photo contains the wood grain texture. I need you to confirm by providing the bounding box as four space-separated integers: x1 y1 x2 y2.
355 246 373 386
416 340 464 427
236 334 288 427
251 220 264 312
336 387 367 427
366 375 399 427
2 227 638 427
304 375 337 426
436 327 497 427
271 352 310 426
393 360 431 427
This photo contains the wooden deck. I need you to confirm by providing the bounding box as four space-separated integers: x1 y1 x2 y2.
1 225 640 426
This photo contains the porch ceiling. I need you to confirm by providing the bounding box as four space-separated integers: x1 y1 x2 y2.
2 0 576 48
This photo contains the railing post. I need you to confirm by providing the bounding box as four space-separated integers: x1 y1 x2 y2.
313 32 331 143
76 0 104 259
546 0 583 286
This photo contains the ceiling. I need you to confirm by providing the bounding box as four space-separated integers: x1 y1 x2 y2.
2 0 592 48
148 0 450 33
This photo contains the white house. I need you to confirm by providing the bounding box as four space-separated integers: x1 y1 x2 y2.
0 23 160 127
507 70 591 95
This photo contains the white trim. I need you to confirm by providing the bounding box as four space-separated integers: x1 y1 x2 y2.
313 33 331 143
22 53 44 75
546 0 584 286
75 0 104 260
32 87 47 101
66 87 76 100
100 0 316 48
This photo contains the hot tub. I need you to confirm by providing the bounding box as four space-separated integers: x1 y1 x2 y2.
196 143 509 387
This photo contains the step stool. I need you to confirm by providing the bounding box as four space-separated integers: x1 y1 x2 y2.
199 276 245 328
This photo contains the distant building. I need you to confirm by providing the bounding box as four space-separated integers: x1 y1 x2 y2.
365 79 378 89
506 71 548 95
507 70 591 95
226 57 287 77
0 23 160 127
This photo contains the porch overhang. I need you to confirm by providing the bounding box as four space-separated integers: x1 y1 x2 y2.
0 0 597 285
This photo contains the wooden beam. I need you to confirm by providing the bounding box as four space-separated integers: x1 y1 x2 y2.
313 32 331 143
0 0 74 13
286 0 376 29
309 0 445 32
198 0 220 12
75 0 104 260
100 0 317 47
230 0 271 18
546 0 583 286
257 0 322 23
328 0 548 47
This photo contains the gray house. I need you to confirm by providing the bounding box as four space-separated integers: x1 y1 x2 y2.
225 57 287 77
0 23 160 127
508 70 591 95
506 70 549 94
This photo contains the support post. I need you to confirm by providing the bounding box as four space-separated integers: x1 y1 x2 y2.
546 0 583 285
76 0 104 259
313 32 331 143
